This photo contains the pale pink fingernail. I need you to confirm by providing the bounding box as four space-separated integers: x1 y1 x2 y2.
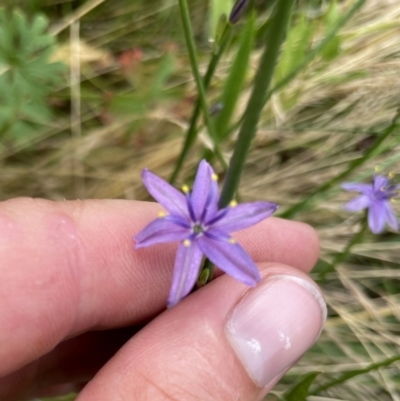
226 274 327 387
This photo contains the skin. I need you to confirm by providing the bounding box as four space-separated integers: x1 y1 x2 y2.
0 197 320 401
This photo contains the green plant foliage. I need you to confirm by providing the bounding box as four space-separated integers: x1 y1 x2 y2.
0 8 65 142
283 371 321 401
210 0 232 39
109 51 177 117
311 354 400 395
215 11 256 141
321 1 342 61
275 14 313 83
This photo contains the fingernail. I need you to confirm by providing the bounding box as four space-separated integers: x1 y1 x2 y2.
226 274 327 387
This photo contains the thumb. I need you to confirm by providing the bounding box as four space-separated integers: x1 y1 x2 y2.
77 264 327 401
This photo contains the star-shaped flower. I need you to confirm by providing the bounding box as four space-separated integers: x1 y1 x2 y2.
135 160 278 307
342 175 399 234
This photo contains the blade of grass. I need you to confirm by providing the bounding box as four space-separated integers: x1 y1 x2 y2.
318 214 369 281
210 0 231 39
177 0 227 170
280 109 400 218
264 0 366 104
310 354 400 395
283 371 321 401
219 0 296 207
215 11 256 141
169 23 232 184
226 0 366 138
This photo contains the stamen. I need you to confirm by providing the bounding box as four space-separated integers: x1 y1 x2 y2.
389 172 395 178
391 198 397 203
182 184 190 194
158 211 167 218
228 238 236 244
374 165 381 172
229 200 238 208
212 173 218 182
183 239 191 247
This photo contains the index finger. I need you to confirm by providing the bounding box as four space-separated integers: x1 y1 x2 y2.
0 197 319 376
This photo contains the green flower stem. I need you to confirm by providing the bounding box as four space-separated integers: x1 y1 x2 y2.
219 0 296 208
319 213 368 280
280 109 400 219
177 0 227 171
169 23 232 184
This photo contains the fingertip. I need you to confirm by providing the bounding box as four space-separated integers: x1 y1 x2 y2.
76 264 326 401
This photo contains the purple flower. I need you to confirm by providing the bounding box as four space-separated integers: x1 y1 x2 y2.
135 160 278 307
342 175 399 234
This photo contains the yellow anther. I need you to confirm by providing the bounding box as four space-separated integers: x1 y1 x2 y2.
374 165 381 172
228 238 236 244
389 172 395 178
183 239 191 247
182 184 190 193
391 198 397 203
212 173 218 182
229 200 238 208
158 211 167 218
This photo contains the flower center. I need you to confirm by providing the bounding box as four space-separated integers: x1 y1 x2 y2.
193 224 203 234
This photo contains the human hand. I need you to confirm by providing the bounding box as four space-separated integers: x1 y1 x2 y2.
0 197 325 401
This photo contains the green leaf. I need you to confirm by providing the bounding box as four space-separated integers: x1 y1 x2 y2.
0 8 66 141
276 14 313 82
321 1 342 61
283 371 321 401
311 354 400 395
210 0 232 39
215 11 256 141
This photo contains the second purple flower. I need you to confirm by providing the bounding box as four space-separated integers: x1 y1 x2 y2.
135 160 278 307
342 175 399 234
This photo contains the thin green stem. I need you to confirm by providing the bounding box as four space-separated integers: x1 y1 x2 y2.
219 0 296 207
169 24 232 184
319 214 368 280
177 0 227 171
280 109 400 219
311 354 400 395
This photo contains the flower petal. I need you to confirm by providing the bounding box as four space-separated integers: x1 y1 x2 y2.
142 169 188 217
373 175 390 192
384 202 398 231
197 234 260 286
135 218 189 249
211 201 278 232
343 195 370 212
191 160 215 221
341 182 372 194
168 241 203 307
368 201 386 234
203 172 219 223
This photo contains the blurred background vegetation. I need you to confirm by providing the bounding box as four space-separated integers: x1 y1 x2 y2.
1 0 400 400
